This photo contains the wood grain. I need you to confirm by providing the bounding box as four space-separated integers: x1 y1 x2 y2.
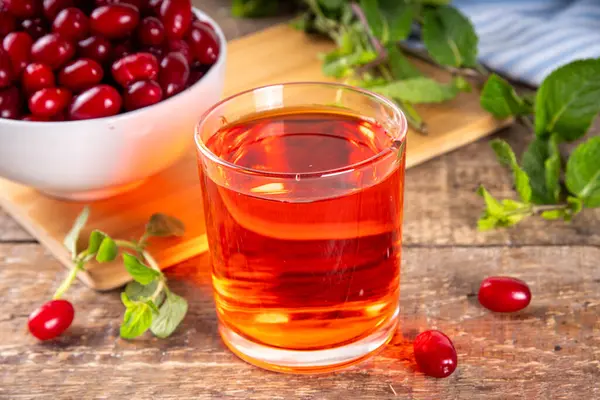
1 244 598 399
1 1 600 398
0 23 509 291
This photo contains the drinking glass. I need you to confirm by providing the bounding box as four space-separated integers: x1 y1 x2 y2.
195 82 407 373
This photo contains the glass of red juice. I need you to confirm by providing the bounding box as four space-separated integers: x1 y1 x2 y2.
195 82 407 373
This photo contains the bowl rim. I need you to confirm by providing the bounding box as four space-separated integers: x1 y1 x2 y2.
0 7 227 127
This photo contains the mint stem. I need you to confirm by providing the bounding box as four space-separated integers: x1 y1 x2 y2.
53 260 84 300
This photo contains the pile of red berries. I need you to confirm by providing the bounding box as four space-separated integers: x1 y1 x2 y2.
0 0 220 121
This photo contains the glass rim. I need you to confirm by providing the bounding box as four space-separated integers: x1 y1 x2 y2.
194 82 408 179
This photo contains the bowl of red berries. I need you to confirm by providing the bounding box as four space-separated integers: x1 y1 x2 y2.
0 0 226 200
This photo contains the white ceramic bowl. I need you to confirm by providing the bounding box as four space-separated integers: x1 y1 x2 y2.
0 8 226 201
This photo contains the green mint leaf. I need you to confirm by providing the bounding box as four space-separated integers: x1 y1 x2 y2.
125 280 165 305
420 0 451 4
120 301 153 339
370 77 461 104
454 76 472 93
146 300 160 314
490 139 532 202
477 187 531 230
535 59 600 141
541 209 564 220
86 230 106 254
320 0 346 10
321 49 377 78
145 213 186 238
544 136 562 203
122 253 161 285
477 186 504 216
121 292 134 308
422 5 478 68
386 44 422 79
64 206 90 257
379 1 415 41
360 0 387 42
565 136 600 207
231 0 279 18
150 292 188 338
96 236 118 263
480 74 532 118
522 137 561 204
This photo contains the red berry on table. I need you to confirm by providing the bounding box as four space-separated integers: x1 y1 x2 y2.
22 63 56 94
31 33 75 70
28 299 75 341
138 16 165 46
0 9 17 38
52 7 90 41
158 51 189 97
0 86 22 119
124 80 162 110
111 52 158 87
478 276 531 313
29 87 72 117
77 35 112 65
4 0 41 19
58 58 104 92
43 0 76 20
90 4 140 39
413 330 457 378
159 0 192 40
68 84 122 120
166 38 192 64
21 18 50 41
3 32 34 76
187 21 219 65
0 50 14 88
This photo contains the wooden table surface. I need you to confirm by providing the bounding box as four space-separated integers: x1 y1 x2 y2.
2 2 599 399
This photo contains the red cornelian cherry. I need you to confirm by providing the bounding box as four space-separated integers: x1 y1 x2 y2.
28 299 75 341
138 16 165 46
4 0 41 19
158 51 189 97
22 63 56 94
59 58 104 92
166 38 193 64
3 32 34 76
159 0 192 40
413 330 458 378
31 33 75 70
0 9 17 38
43 0 76 20
0 50 14 88
21 18 50 41
52 7 90 41
478 276 531 313
112 39 134 61
187 21 219 65
29 87 72 117
90 4 140 39
124 80 162 110
22 114 52 121
0 86 22 119
111 52 158 86
77 35 112 64
68 84 122 120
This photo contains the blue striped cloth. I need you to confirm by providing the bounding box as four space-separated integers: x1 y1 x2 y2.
453 0 600 86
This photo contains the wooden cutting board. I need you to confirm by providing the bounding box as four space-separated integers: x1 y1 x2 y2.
0 25 509 291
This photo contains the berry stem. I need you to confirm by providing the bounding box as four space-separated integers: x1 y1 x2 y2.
53 259 84 300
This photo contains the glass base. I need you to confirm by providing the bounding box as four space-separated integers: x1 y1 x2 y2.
219 306 399 374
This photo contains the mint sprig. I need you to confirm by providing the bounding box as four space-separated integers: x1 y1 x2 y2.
477 58 600 229
54 208 188 339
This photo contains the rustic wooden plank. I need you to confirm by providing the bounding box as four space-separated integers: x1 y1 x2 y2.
1 244 598 399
